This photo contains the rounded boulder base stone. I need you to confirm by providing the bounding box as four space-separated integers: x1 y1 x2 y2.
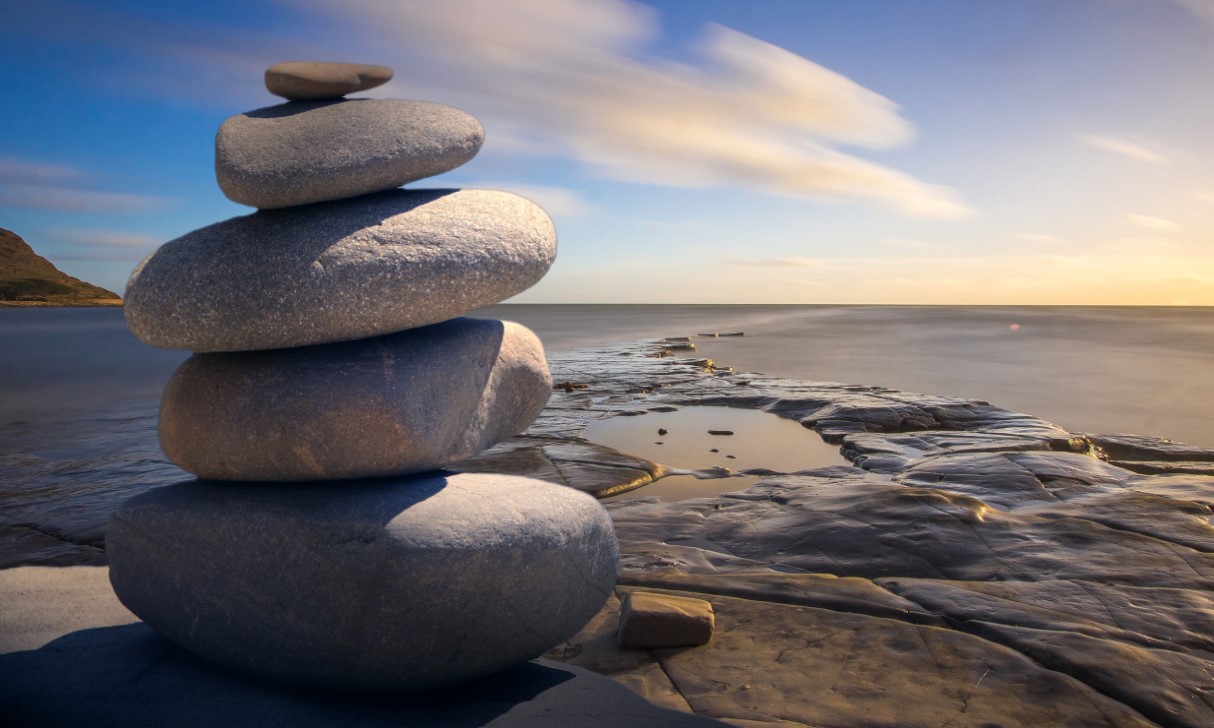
264 61 393 101
106 472 620 692
124 189 556 352
216 98 483 208
159 318 552 481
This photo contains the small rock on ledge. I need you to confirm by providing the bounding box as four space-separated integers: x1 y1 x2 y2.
619 592 715 650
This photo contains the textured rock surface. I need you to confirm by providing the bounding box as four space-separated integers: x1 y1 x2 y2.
264 61 392 101
618 592 714 649
125 189 556 352
160 318 551 481
0 567 725 728
216 98 482 208
106 472 618 692
8 335 1214 724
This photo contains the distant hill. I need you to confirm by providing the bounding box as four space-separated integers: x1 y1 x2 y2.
0 228 122 306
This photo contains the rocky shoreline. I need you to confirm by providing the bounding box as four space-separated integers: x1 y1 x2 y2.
3 334 1214 725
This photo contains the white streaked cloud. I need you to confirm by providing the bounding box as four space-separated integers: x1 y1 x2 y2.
1078 134 1172 165
1124 213 1183 233
1172 0 1214 30
0 156 171 214
293 0 972 218
1016 233 1066 244
1192 189 1214 203
0 184 166 213
0 156 87 184
463 182 595 217
72 0 968 219
55 228 161 248
725 256 826 268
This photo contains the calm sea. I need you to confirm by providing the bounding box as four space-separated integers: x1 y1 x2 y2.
1 305 1211 557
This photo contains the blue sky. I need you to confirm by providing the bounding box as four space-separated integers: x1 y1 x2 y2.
2 0 1213 303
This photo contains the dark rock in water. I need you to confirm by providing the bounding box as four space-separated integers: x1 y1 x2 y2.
106 472 619 692
707 430 734 436
216 98 482 208
159 318 551 481
124 189 555 352
0 228 121 305
658 428 668 435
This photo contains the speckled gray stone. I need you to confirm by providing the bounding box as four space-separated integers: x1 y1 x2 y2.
159 318 551 481
106 472 619 692
124 189 556 352
264 61 393 101
216 99 483 209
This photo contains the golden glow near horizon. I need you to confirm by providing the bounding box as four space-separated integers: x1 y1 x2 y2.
1 0 1212 305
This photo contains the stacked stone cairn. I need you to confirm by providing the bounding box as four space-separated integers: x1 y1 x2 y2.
108 61 619 692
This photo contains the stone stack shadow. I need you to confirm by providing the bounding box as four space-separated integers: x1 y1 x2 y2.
109 61 619 692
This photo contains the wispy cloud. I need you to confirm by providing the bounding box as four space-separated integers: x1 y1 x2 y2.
1172 0 1214 31
726 256 825 268
0 185 166 213
1078 134 1171 165
1192 189 1214 203
1124 213 1182 233
0 156 87 184
55 228 161 248
54 0 969 219
463 182 594 217
0 156 170 213
1016 233 1066 244
881 237 935 250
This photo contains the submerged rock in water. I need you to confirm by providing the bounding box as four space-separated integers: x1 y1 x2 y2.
106 472 618 692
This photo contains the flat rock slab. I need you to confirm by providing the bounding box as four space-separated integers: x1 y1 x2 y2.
0 567 725 727
217 98 482 208
551 588 1154 728
125 189 555 352
618 592 714 649
264 61 392 101
106 472 619 692
160 318 550 481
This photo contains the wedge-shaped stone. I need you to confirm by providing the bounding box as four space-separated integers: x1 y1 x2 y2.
106 472 619 692
159 318 551 481
216 99 483 208
125 189 555 352
264 61 393 101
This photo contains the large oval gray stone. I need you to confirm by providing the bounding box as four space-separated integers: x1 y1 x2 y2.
124 189 556 352
160 318 551 481
106 472 619 692
216 98 483 209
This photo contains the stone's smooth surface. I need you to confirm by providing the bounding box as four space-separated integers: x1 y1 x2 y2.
264 61 392 100
125 189 555 352
0 569 726 728
216 99 482 208
106 472 620 693
160 318 551 481
618 592 714 649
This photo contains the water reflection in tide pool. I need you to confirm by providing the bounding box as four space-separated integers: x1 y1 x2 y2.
585 405 846 502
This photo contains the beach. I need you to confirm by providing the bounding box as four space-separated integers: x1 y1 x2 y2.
3 314 1214 725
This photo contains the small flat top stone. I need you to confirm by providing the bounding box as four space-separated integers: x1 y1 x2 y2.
265 61 392 101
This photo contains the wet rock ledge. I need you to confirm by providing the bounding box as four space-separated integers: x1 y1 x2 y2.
454 338 1214 728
